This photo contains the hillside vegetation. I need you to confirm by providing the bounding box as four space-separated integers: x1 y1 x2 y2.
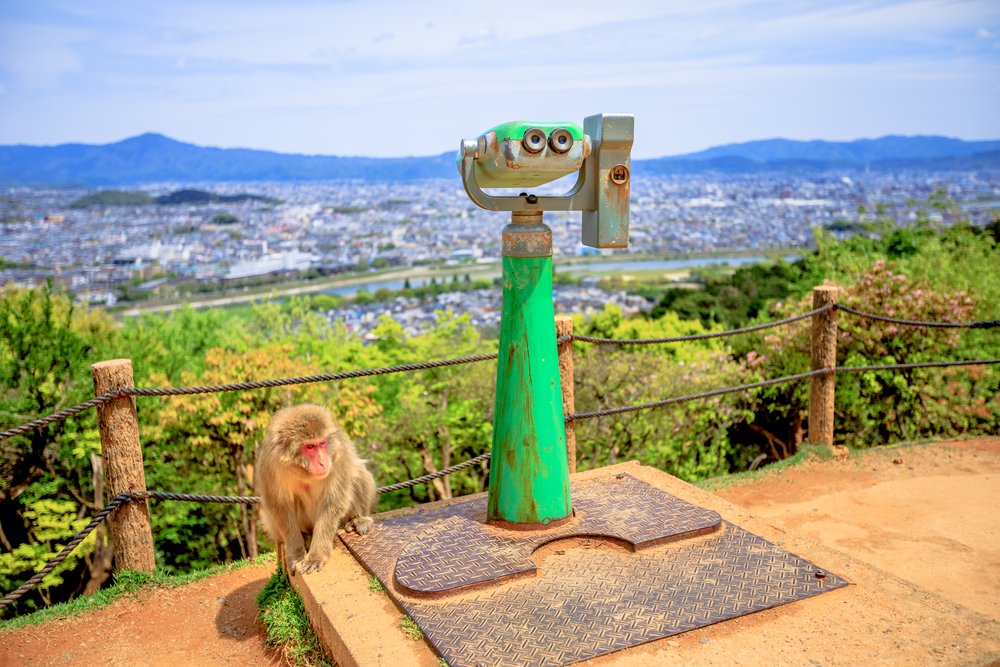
69 188 277 208
1 194 997 618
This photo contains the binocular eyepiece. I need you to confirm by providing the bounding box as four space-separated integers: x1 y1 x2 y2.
458 113 634 249
521 127 574 155
547 128 574 154
521 127 547 154
459 121 588 189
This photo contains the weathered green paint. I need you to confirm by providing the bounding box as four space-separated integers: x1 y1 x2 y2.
487 120 584 142
488 255 572 524
469 123 588 189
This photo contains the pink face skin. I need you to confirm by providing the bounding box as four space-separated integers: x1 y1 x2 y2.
301 438 331 478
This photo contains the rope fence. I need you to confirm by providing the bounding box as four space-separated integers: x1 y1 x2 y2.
837 305 1000 330
0 352 498 444
568 369 828 421
2 293 998 613
569 305 831 345
375 451 492 494
566 358 1000 422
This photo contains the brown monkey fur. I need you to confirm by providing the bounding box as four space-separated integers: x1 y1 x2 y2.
255 404 376 574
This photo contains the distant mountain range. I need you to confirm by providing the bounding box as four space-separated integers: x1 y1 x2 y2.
642 136 1000 176
1 132 998 187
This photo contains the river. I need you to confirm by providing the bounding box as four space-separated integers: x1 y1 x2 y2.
322 255 799 297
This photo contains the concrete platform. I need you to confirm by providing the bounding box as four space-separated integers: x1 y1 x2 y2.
290 461 1000 666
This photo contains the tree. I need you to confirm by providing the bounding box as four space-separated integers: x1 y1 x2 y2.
211 213 239 225
571 305 754 480
0 284 116 615
362 313 495 508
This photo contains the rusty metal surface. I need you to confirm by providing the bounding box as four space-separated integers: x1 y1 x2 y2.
501 219 552 258
342 474 847 667
581 113 633 249
390 474 721 595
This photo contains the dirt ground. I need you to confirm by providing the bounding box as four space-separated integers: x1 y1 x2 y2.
714 437 1000 621
2 437 998 666
0 562 282 666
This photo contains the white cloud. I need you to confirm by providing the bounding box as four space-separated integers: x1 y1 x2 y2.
1 0 998 154
0 22 87 89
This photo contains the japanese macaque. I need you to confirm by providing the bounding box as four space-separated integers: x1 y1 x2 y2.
256 404 376 574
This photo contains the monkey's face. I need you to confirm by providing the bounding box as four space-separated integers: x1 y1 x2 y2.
300 437 332 478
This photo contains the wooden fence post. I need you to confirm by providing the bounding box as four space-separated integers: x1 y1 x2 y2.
92 359 156 573
555 316 577 474
808 286 840 451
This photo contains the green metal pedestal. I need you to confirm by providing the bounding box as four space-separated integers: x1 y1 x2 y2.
487 213 571 525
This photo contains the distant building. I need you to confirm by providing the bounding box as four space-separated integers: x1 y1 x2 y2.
226 250 319 279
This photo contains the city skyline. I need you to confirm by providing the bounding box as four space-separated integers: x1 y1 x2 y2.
1 0 999 158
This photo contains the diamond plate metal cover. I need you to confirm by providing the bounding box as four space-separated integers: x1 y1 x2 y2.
342 474 847 667
392 473 722 595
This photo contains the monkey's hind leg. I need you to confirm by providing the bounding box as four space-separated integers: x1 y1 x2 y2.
345 468 377 536
274 504 308 567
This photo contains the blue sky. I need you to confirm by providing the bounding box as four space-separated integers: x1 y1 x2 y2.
0 0 998 158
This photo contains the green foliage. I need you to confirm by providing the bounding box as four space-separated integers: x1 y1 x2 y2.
69 190 154 209
0 257 37 270
110 306 246 385
572 305 755 481
154 189 277 206
362 312 495 510
211 212 239 225
0 284 115 614
256 566 332 666
724 205 1000 456
306 294 343 312
748 254 999 450
650 258 821 328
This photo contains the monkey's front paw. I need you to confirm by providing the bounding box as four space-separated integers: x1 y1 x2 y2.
348 516 373 535
291 555 326 575
284 546 306 567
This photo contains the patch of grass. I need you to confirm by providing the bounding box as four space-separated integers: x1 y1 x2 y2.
256 565 332 666
0 554 274 633
699 437 989 494
367 575 385 593
696 443 842 493
401 615 423 640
